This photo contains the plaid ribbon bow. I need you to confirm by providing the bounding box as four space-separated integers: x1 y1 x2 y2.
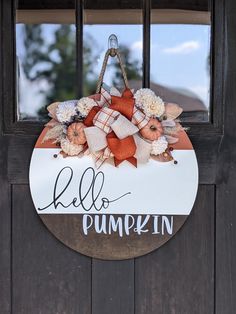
84 89 150 168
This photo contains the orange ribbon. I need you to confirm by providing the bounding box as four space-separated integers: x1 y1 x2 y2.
84 106 101 127
106 131 137 167
109 96 134 121
84 89 137 167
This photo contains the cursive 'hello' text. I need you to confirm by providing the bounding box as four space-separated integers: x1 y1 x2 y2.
38 167 131 212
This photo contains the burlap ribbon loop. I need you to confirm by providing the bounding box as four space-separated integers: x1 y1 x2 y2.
111 114 138 139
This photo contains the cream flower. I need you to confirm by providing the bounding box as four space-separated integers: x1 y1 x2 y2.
56 101 77 123
143 95 165 117
134 88 165 118
61 138 83 156
76 97 97 117
134 88 155 107
151 136 168 155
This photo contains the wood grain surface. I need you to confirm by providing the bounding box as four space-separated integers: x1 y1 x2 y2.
40 214 188 260
1 0 236 313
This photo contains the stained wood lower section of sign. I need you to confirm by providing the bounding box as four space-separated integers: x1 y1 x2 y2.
40 214 188 260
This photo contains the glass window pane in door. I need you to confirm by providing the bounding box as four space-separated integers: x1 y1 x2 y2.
16 1 76 121
83 0 143 96
151 1 211 122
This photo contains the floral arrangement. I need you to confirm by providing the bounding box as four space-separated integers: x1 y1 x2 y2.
42 87 184 168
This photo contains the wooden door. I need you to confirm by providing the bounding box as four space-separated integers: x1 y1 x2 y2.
1 0 236 313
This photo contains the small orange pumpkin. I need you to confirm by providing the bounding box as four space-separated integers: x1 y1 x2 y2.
140 118 163 141
67 122 86 145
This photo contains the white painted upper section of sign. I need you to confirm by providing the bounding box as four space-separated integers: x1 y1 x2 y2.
29 148 198 215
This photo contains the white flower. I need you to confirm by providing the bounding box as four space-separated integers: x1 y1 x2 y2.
134 88 155 106
134 88 165 118
56 101 77 123
61 138 83 156
151 136 168 155
76 97 97 117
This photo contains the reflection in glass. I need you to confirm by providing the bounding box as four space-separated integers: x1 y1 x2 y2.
83 1 143 95
16 9 76 121
151 4 211 122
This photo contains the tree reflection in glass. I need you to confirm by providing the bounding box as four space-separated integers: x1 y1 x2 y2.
16 24 142 121
17 24 76 120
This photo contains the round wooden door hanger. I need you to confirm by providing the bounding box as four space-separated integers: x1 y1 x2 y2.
29 48 198 260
